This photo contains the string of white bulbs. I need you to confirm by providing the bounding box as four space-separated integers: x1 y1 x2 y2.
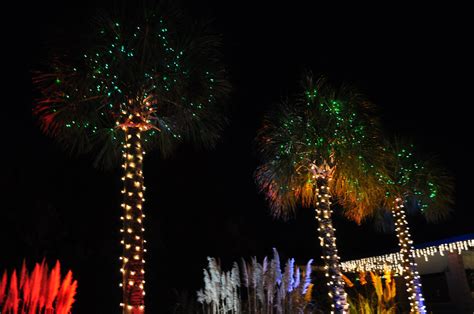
341 238 474 274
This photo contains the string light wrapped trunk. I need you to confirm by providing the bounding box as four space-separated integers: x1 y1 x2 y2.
392 197 425 314
119 111 147 314
315 178 348 313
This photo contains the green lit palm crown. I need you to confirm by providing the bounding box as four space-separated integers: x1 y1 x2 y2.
33 4 230 167
374 140 454 225
255 74 387 222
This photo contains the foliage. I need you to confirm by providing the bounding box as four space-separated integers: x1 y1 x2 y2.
197 257 240 314
371 139 454 230
346 270 397 314
197 248 314 313
33 1 230 168
255 73 387 223
0 260 77 314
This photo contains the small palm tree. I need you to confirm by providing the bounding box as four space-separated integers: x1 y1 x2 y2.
33 2 229 313
368 140 454 313
255 74 387 312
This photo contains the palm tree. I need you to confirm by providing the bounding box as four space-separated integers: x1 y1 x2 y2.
368 141 454 313
255 74 387 313
33 3 230 313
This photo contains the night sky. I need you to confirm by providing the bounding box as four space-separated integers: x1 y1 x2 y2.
3 1 473 313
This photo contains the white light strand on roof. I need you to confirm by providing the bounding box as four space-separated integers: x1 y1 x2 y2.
341 239 474 274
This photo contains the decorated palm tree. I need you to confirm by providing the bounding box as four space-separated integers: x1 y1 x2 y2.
33 3 229 313
255 74 387 312
368 141 454 313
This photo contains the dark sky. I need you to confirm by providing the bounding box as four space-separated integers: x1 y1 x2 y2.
2 1 473 313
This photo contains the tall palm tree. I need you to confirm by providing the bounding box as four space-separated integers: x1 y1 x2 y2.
368 141 454 313
33 3 230 313
255 74 387 313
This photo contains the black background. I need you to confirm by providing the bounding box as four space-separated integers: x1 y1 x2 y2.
2 1 472 313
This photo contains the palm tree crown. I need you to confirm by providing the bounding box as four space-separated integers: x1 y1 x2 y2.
33 3 230 167
376 140 454 223
256 75 386 221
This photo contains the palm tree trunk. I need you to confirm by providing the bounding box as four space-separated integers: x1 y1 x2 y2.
247 287 251 314
121 127 146 314
391 197 426 313
315 178 348 313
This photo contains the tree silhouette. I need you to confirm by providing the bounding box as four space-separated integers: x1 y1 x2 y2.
256 74 386 312
33 2 230 313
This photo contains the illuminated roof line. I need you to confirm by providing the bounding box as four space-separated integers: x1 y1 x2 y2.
340 234 474 274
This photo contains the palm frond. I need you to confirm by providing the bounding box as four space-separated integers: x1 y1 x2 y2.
255 73 387 222
378 138 454 223
33 1 230 168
